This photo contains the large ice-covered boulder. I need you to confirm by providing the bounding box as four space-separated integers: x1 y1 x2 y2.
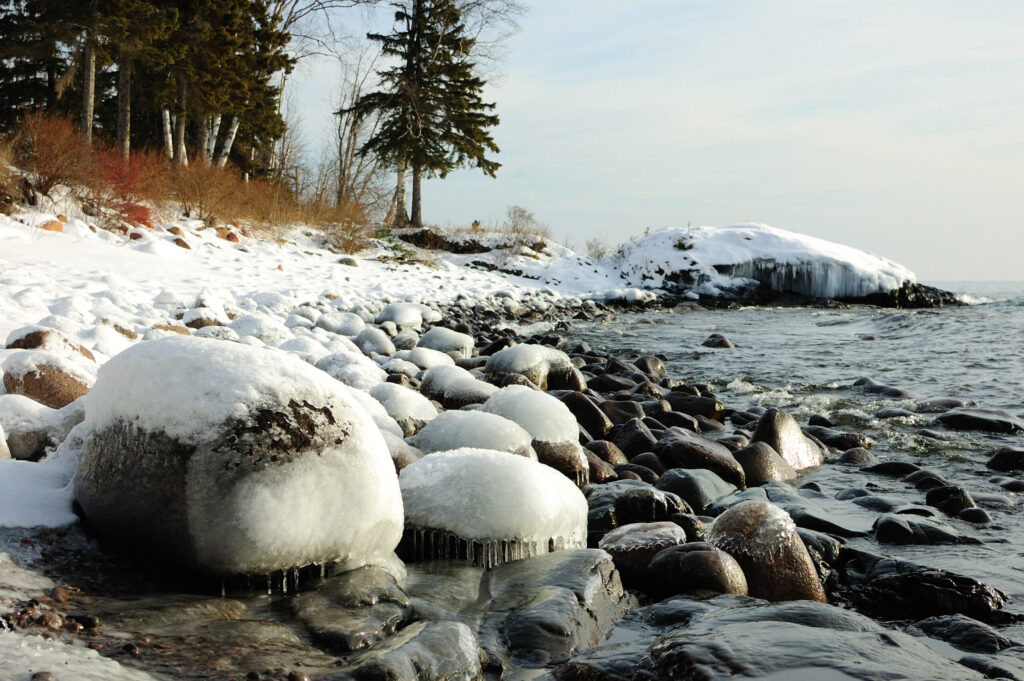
369 382 438 436
484 344 574 390
482 385 588 485
375 303 423 331
74 336 404 577
409 410 537 459
417 327 474 358
399 448 587 568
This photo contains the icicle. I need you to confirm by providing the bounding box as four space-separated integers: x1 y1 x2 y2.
282 571 288 595
220 581 226 598
266 575 272 596
320 563 326 581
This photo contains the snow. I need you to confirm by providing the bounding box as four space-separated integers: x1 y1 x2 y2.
410 410 537 458
399 448 587 547
418 327 474 357
484 344 573 387
0 423 81 528
316 311 366 336
393 347 455 370
376 302 424 330
482 385 579 443
1 349 97 386
0 630 160 681
315 351 387 391
369 382 438 435
355 327 396 356
419 365 475 400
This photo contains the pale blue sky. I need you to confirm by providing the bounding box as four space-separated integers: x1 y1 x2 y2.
293 1 1024 280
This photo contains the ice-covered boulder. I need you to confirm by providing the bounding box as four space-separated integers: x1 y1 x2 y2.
409 410 537 459
228 313 292 346
441 376 498 408
5 325 95 362
376 303 423 331
315 311 366 336
315 351 388 392
399 448 587 568
355 328 396 356
394 347 455 370
482 385 588 485
2 350 95 409
369 382 438 436
420 365 475 401
0 393 81 460
417 327 474 358
74 336 404 577
484 344 574 390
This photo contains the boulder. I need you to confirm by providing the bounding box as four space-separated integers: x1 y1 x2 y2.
647 542 747 597
986 447 1024 472
732 441 796 484
653 427 745 489
484 344 573 390
417 326 474 358
75 336 403 576
2 350 95 409
5 326 95 362
584 480 687 545
751 408 823 470
655 468 737 513
701 333 734 348
409 410 536 459
909 614 1019 654
597 522 688 583
339 621 485 681
936 408 1024 434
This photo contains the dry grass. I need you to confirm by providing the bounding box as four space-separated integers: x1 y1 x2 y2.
303 200 371 253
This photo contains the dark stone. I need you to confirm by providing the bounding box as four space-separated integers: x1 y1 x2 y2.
588 373 638 393
700 333 734 349
584 440 628 466
751 408 823 470
664 393 725 421
874 514 974 545
634 355 667 379
585 450 618 483
958 507 992 524
732 441 796 485
915 398 973 414
854 377 912 397
808 414 834 427
501 373 541 389
658 410 700 431
598 522 688 584
561 392 613 439
910 615 1019 653
926 486 977 516
599 400 645 425
608 418 658 458
534 440 590 487
655 468 737 513
838 447 877 464
694 415 725 431
803 425 875 450
936 408 1024 434
904 469 952 491
477 549 634 667
863 461 921 476
875 407 915 419
584 480 687 545
669 513 708 542
647 542 747 598
987 447 1024 472
653 427 745 489
548 367 588 392
836 549 1011 623
341 620 484 681
630 452 665 474
479 337 512 356
614 463 659 485
731 410 759 427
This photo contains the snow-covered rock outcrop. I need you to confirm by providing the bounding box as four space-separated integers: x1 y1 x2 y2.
74 336 404 577
613 224 916 299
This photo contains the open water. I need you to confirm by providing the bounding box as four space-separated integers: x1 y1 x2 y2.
570 280 1024 620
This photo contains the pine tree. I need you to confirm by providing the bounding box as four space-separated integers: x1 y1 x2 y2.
350 0 500 227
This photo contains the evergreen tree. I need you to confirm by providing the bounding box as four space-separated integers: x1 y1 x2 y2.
350 0 499 227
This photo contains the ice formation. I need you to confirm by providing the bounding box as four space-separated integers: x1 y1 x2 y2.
409 410 537 459
417 327 474 358
614 224 916 299
76 335 404 576
482 385 579 443
340 384 404 437
706 500 799 561
398 448 587 568
369 382 438 436
419 365 475 400
442 376 498 407
484 344 573 388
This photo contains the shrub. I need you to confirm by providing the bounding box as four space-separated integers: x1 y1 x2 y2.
169 163 247 226
502 204 551 253
12 112 93 195
585 237 610 259
83 147 171 228
305 199 370 254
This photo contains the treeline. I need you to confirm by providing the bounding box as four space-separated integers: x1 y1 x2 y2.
0 0 291 175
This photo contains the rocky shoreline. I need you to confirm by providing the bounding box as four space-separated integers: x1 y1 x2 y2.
2 294 1022 681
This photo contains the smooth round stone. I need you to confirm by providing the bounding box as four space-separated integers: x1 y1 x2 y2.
647 542 747 597
597 521 688 583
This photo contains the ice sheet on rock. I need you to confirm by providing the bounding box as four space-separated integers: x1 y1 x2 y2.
394 347 455 370
420 365 475 400
316 311 366 336
418 327 474 358
85 336 354 445
399 448 587 548
369 383 437 434
410 410 537 459
482 385 579 443
315 351 388 392
614 224 916 298
228 313 293 346
355 328 396 356
0 630 161 681
193 325 240 341
376 302 423 331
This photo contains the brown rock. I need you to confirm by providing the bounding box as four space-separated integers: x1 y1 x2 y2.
56 214 68 223
174 237 191 249
38 220 63 232
6 328 95 362
598 521 688 583
151 323 191 336
3 364 91 409
733 441 797 485
226 231 240 243
168 226 185 237
647 542 748 597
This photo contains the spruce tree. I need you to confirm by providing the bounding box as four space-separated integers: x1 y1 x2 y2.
350 0 500 227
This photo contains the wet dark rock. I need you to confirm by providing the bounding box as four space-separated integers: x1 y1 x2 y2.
751 408 823 470
614 463 658 485
936 408 1024 434
657 410 700 432
987 447 1024 472
808 413 834 427
478 337 512 356
584 480 687 545
836 549 1012 623
588 374 637 393
915 428 958 441
926 485 977 516
501 373 541 389
958 653 1024 680
838 447 878 464
874 514 976 545
705 500 826 602
560 392 613 438
693 415 725 431
599 400 645 425
990 476 1024 493
854 377 912 398
731 410 759 427
710 482 872 538
340 620 485 681
700 333 734 349
585 451 619 483
863 461 921 476
655 468 737 514
915 398 974 414
664 393 724 421
597 522 688 584
290 566 410 652
477 549 634 667
803 425 876 450
669 513 708 542
797 527 845 590
533 440 590 487
732 441 796 485
835 487 871 501
548 367 588 392
649 597 984 681
653 427 745 489
647 542 747 598
909 614 1019 653
875 407 915 419
584 440 629 467
608 418 658 458
633 355 667 379
958 507 993 524
904 469 952 491
630 452 665 474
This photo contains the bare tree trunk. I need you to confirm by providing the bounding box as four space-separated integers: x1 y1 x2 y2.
161 109 174 160
216 116 241 168
387 158 408 227
206 115 222 161
116 59 132 158
410 160 422 227
194 117 208 164
82 39 96 143
173 76 189 166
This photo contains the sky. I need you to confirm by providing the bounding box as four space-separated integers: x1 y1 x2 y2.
292 0 1024 281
